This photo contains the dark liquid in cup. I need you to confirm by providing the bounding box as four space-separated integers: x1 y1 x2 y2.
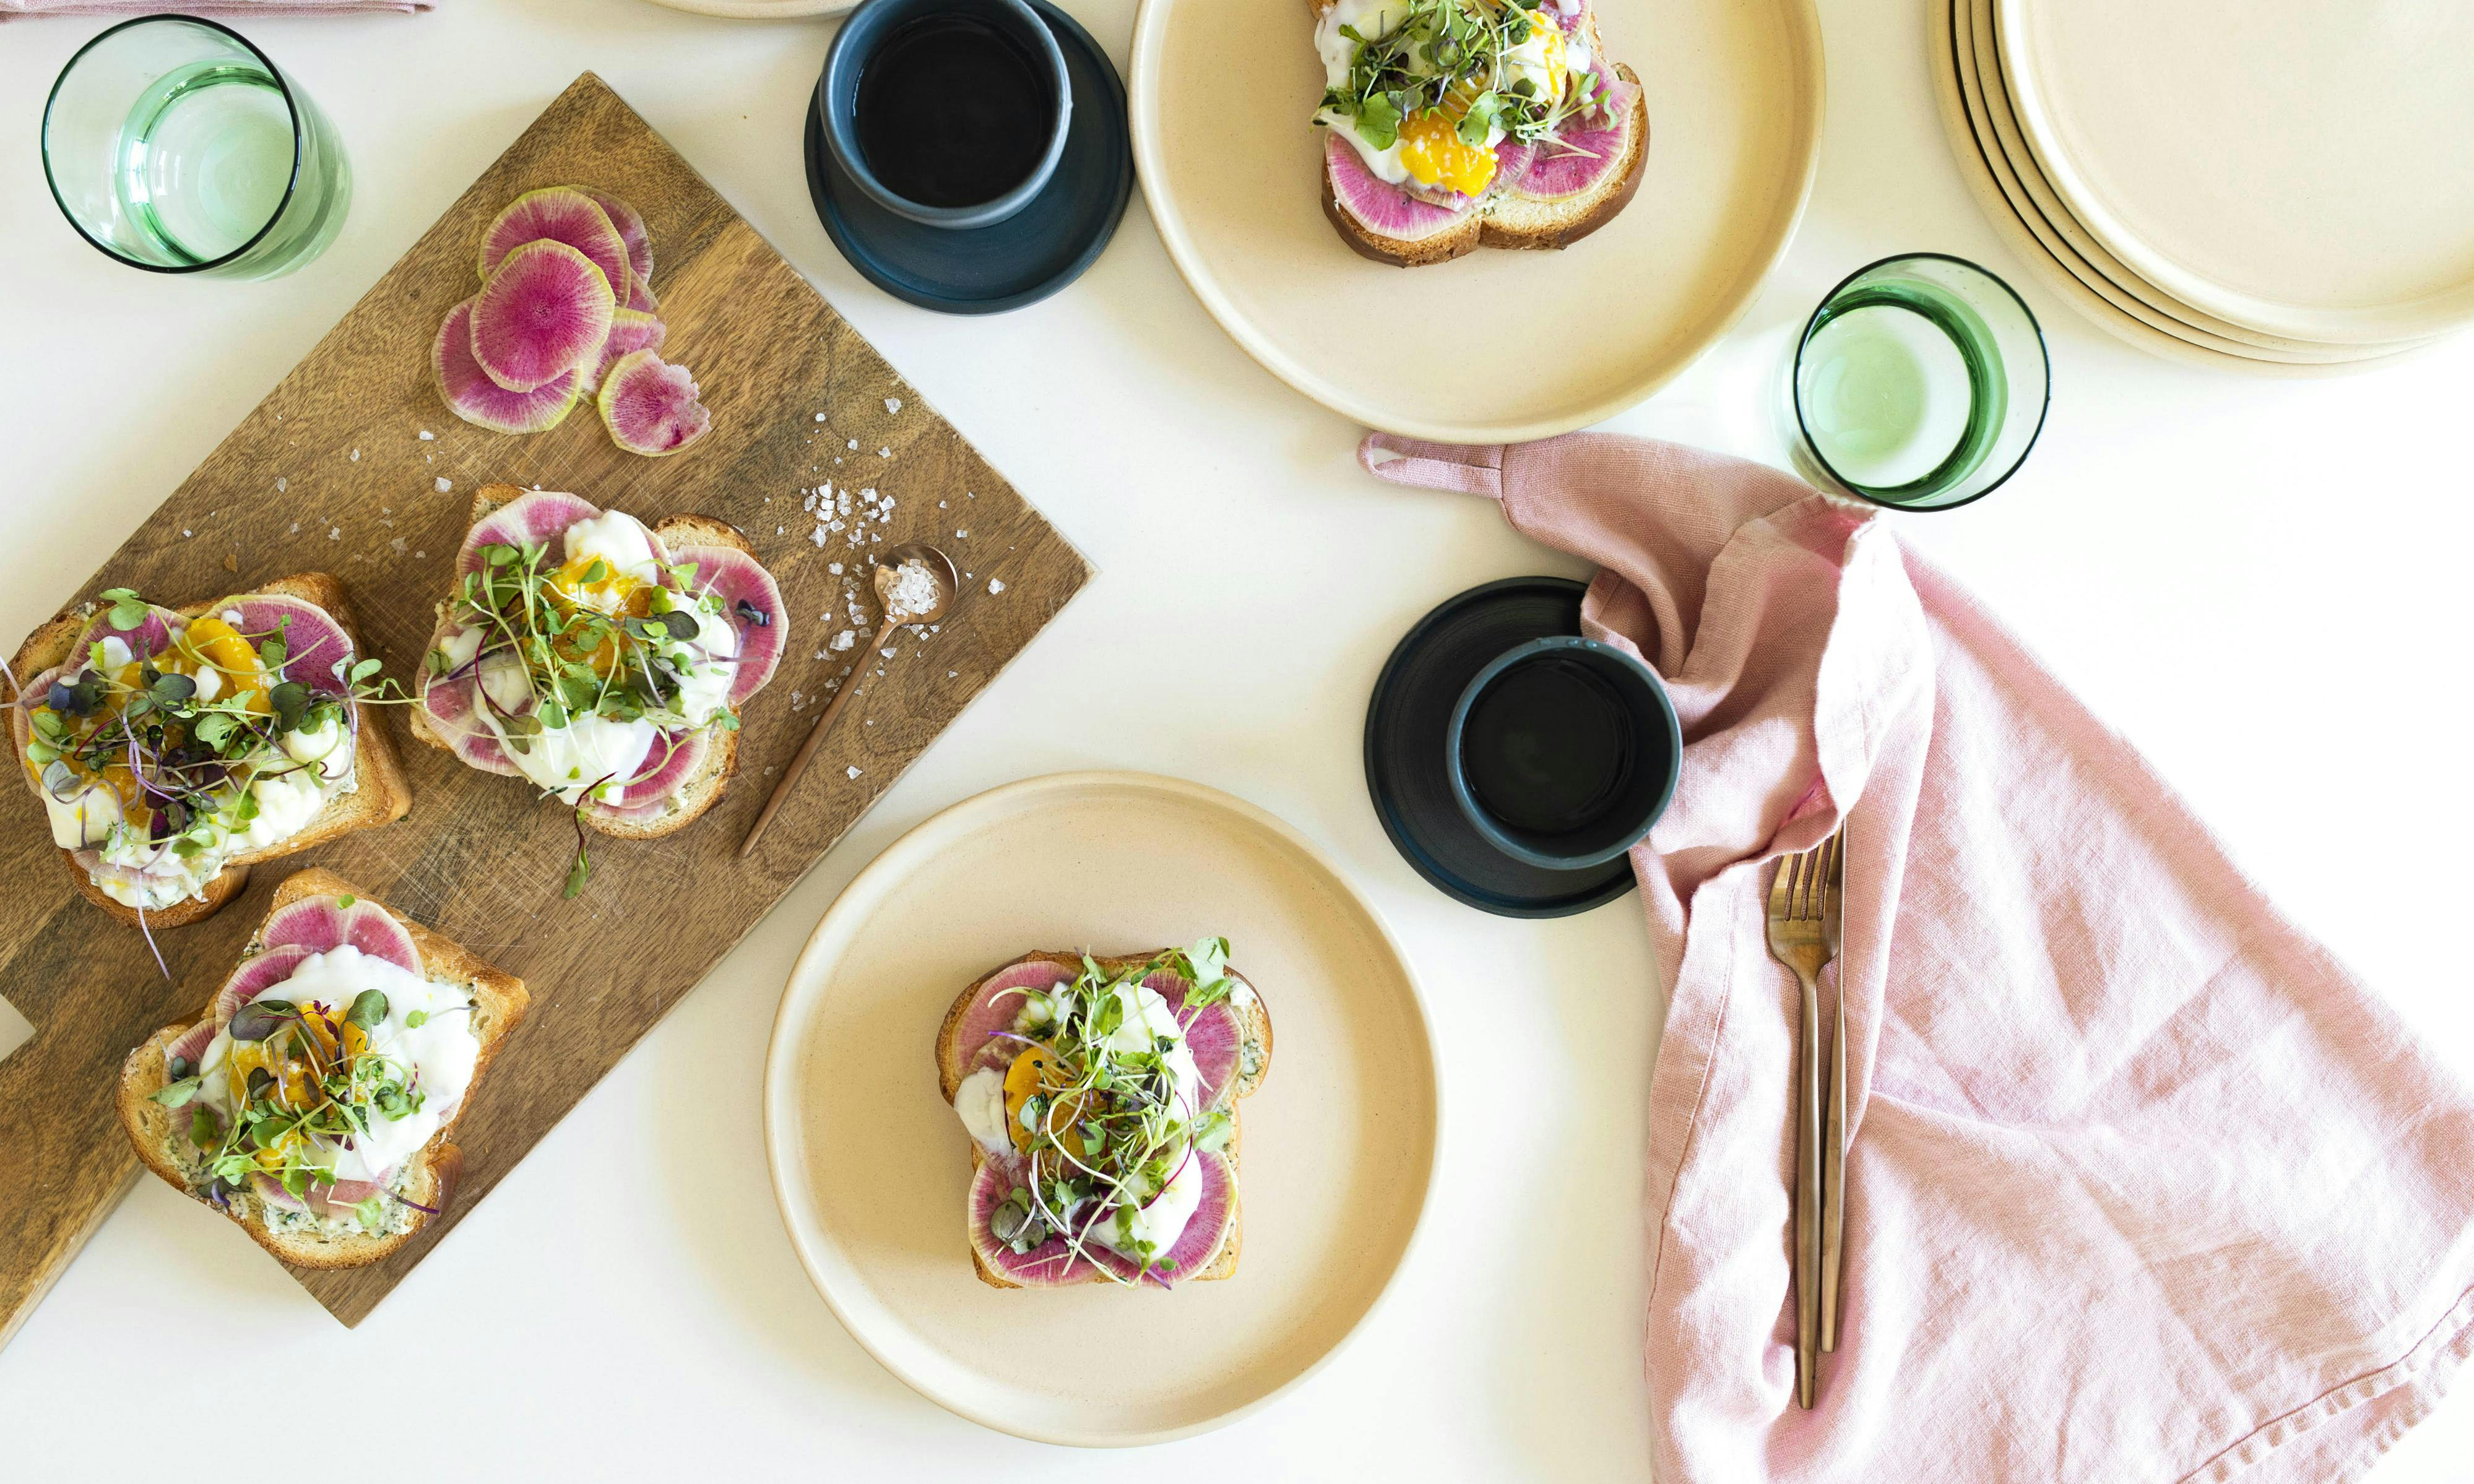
854 15 1053 209
1461 657 1637 834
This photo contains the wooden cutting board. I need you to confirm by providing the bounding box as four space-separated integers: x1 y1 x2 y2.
0 72 1091 1344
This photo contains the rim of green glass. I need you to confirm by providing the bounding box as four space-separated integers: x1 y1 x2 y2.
40 12 308 276
1791 250 2053 512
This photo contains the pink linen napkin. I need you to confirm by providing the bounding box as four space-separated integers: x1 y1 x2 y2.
1362 431 2474 1483
2 0 426 17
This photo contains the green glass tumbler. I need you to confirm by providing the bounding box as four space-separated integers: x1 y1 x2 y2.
42 16 352 281
1783 253 2049 511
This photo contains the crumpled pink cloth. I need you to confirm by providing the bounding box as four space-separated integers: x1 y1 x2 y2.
1363 431 2474 1483
2 1 425 17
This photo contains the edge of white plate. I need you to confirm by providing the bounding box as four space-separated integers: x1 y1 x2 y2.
759 770 1447 1448
1127 0 1827 443
636 0 854 17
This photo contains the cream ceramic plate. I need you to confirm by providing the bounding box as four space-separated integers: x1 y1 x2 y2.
764 772 1441 1446
638 0 854 17
1926 0 2432 379
1996 0 2474 345
1130 0 1824 441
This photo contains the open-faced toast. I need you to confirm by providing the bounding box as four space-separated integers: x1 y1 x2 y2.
5 572 412 930
406 484 785 845
1313 0 1650 267
115 868 527 1269
938 949 1273 1289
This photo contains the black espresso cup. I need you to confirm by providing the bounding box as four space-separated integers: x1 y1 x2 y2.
820 0 1072 230
1445 636 1682 870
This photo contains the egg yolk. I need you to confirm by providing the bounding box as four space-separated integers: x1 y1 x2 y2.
1001 1043 1095 1159
544 554 658 676
1398 108 1499 197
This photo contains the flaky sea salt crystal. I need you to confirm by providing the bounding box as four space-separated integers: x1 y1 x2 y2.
435 477 452 493
987 578 1005 593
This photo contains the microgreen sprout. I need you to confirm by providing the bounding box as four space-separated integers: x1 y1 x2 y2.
1317 0 1609 168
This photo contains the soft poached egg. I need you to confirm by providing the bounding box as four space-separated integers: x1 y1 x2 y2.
1315 0 1590 195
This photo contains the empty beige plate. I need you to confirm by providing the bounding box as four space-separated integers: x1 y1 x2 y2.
1130 0 1825 441
1997 0 2474 345
764 772 1442 1446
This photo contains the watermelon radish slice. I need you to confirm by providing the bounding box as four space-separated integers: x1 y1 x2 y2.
576 188 653 288
212 944 316 1026
435 298 579 434
418 670 524 775
225 594 356 697
967 1154 1105 1287
669 543 785 705
72 603 185 663
948 959 1078 1079
477 186 633 308
454 489 605 574
578 728 711 822
628 277 659 315
577 308 665 397
1512 79 1640 202
469 239 616 394
1324 132 1470 242
597 350 711 457
167 1018 218 1072
1141 971 1245 1110
1086 1150 1239 1287
260 893 421 975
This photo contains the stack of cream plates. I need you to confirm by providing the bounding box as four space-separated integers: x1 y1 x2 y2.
1927 0 2474 373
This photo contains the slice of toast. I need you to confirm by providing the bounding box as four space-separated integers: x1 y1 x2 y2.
937 950 1274 1289
115 867 528 1269
1317 0 1650 266
404 485 747 842
5 572 413 930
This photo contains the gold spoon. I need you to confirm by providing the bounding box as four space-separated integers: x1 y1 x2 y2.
738 542 956 859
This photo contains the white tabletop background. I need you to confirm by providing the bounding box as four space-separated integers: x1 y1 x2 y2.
4 0 2470 1477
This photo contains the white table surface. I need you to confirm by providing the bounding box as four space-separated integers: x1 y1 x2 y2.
4 1 2471 1477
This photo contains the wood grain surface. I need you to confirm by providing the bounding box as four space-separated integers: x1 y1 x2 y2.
0 72 1091 1343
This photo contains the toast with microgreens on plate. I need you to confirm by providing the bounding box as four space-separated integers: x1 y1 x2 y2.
116 868 527 1269
937 943 1273 1288
4 572 411 933
407 485 787 895
1313 0 1650 266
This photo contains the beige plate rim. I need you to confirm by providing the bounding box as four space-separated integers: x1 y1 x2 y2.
1992 0 2474 346
1925 0 2435 379
759 770 1446 1447
1127 0 1828 442
634 0 856 17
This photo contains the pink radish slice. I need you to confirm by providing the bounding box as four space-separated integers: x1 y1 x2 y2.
73 603 185 663
468 239 617 394
577 188 654 287
949 959 1079 1077
252 1173 308 1212
669 544 785 705
477 187 633 307
261 894 420 975
1141 971 1245 1110
456 490 606 574
167 1019 218 1072
224 594 355 696
1324 132 1470 242
598 350 712 457
73 848 190 904
967 1154 1105 1287
578 309 665 397
628 277 659 315
212 944 316 1027
1513 79 1638 202
9 663 61 756
1086 1150 1238 1287
1494 139 1539 191
436 298 579 435
417 670 524 776
577 728 711 824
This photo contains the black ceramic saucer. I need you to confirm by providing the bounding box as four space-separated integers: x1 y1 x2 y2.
1365 577 1640 919
803 0 1131 314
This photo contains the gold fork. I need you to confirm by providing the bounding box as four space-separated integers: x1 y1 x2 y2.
1821 835 1848 1354
1765 832 1840 1409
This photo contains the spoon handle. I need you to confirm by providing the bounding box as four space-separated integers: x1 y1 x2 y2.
737 615 898 859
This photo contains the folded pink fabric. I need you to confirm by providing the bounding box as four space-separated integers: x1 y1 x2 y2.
2 1 425 17
1363 431 2474 1483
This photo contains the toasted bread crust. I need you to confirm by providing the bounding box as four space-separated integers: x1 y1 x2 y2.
7 572 413 931
938 949 1273 1289
114 868 528 1269
410 487 757 842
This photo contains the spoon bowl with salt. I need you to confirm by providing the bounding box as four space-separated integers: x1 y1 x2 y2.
738 543 958 859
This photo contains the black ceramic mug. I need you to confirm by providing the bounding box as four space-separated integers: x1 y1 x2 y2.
820 0 1072 230
1445 636 1682 870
